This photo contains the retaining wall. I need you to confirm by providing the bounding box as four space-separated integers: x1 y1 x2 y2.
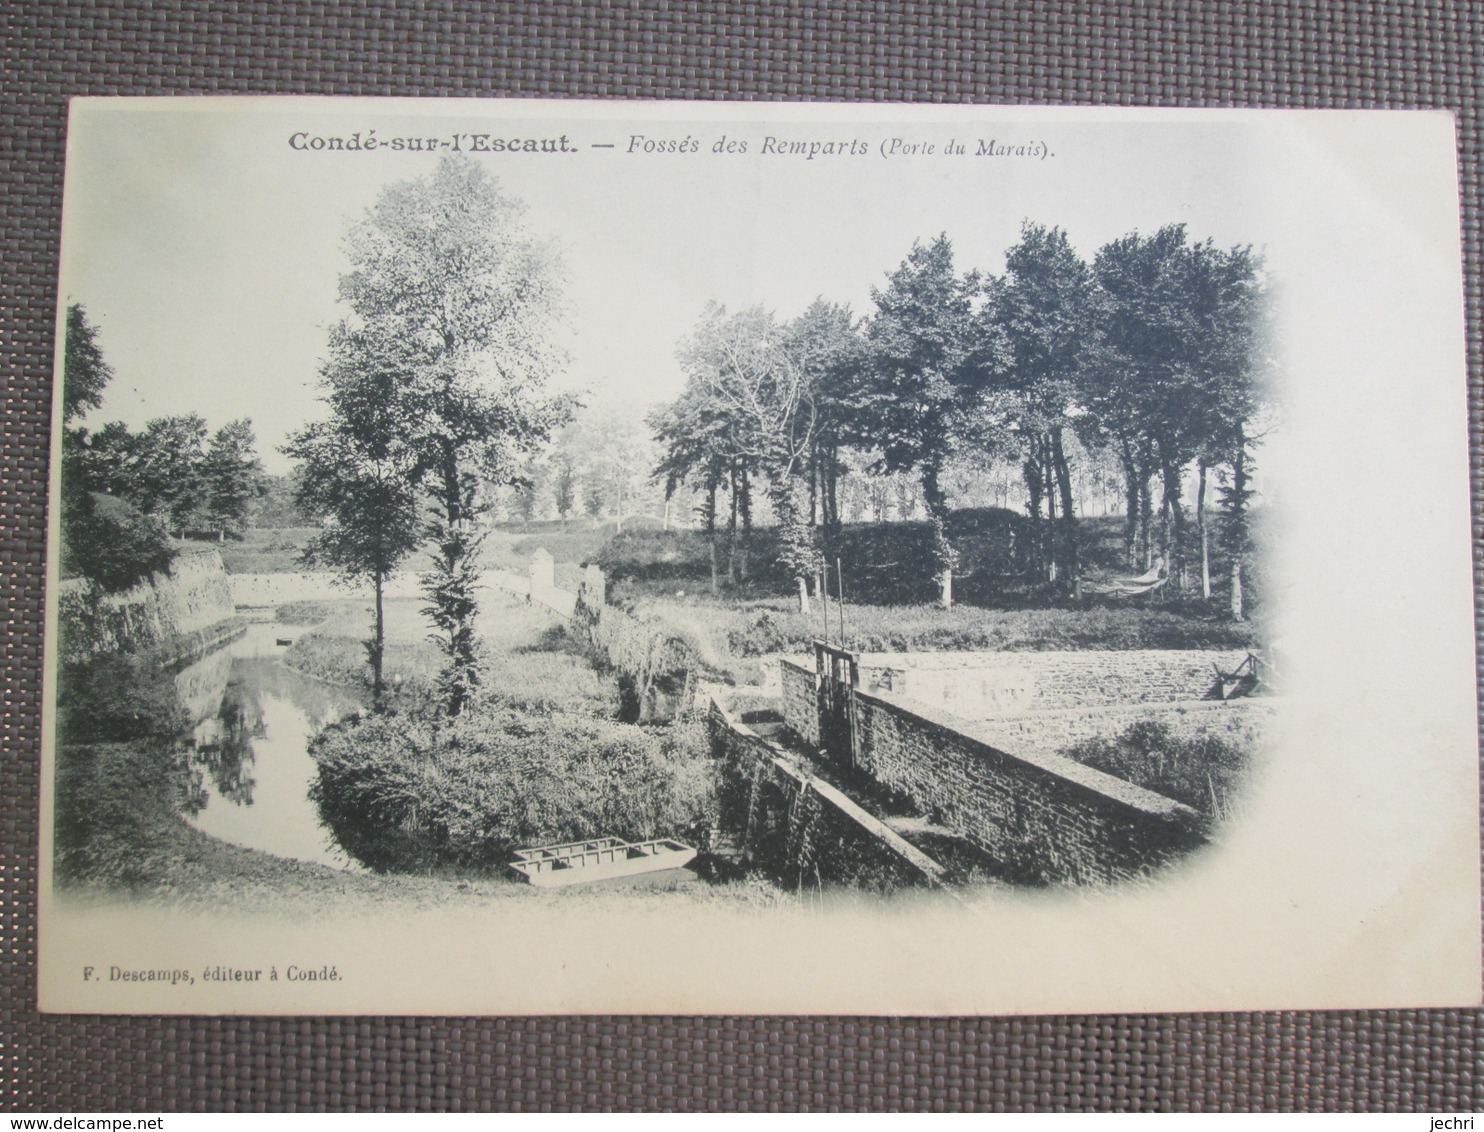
230 568 549 612
850 686 1207 883
58 549 244 667
969 698 1277 759
778 656 1215 884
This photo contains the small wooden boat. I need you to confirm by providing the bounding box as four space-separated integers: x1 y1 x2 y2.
509 836 699 887
275 637 293 647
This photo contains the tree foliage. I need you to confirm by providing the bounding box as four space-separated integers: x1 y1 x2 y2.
647 222 1273 618
859 235 979 607
331 154 573 715
286 326 423 703
202 419 269 539
58 305 176 591
62 304 112 424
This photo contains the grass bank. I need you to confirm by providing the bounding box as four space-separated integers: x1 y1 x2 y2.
281 594 621 715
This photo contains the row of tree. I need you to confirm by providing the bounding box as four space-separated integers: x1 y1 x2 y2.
61 305 269 590
650 223 1272 617
502 404 666 532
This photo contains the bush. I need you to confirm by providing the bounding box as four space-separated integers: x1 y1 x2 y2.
1061 717 1255 819
309 707 717 873
61 492 176 593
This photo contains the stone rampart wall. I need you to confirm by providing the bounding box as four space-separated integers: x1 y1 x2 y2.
780 658 819 746
850 687 1206 884
777 655 1215 884
59 549 243 667
970 698 1277 759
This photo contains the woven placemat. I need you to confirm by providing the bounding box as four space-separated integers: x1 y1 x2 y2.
3 0 1480 1112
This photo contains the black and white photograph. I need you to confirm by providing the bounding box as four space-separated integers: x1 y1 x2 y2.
39 99 1480 1015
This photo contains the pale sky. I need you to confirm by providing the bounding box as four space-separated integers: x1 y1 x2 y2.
58 101 1274 473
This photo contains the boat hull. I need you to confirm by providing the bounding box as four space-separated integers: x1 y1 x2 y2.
510 837 699 887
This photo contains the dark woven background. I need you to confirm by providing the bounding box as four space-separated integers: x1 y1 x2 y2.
3 0 1481 1111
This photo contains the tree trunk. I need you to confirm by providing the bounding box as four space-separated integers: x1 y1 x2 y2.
797 574 811 615
1050 427 1078 593
922 459 953 610
1044 436 1056 584
738 467 752 581
808 450 818 526
727 461 739 586
1023 448 1043 580
1197 459 1211 600
1161 458 1186 591
1138 458 1154 570
371 567 386 707
429 443 480 718
706 480 719 595
1120 438 1139 569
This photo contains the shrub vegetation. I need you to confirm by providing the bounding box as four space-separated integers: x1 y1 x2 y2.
310 708 716 873
1060 715 1263 820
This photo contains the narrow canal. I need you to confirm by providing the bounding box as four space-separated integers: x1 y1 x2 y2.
175 622 364 870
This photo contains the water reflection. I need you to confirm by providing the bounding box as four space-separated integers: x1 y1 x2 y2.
175 624 365 870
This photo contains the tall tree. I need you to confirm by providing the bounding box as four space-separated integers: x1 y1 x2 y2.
785 299 864 531
1087 225 1201 580
552 454 576 529
58 307 175 590
133 414 209 537
860 235 979 608
984 223 1098 593
565 402 655 536
1199 244 1272 620
1089 225 1270 604
338 155 571 716
676 303 822 611
201 419 268 540
62 304 112 424
286 326 423 704
650 388 736 592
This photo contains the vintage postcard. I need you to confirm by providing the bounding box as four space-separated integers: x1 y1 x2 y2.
39 98 1479 1015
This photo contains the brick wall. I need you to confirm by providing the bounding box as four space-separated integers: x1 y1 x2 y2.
850 688 1207 883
